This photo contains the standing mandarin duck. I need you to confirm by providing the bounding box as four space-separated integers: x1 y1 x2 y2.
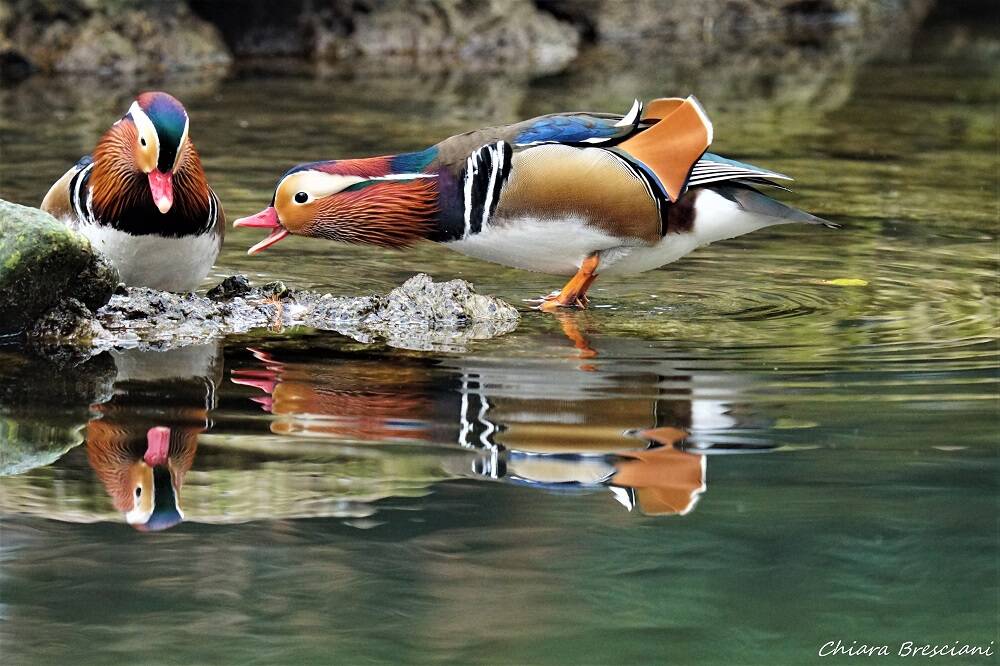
235 95 834 309
42 91 223 292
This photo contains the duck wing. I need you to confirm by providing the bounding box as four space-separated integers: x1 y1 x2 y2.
41 155 93 224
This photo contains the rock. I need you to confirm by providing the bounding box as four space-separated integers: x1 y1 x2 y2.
206 274 252 300
28 297 106 342
539 0 933 44
191 0 580 70
28 273 520 354
0 199 118 337
1 0 231 76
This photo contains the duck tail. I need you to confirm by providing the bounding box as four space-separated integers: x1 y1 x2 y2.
720 183 840 229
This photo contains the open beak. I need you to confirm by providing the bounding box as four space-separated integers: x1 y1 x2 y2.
233 206 289 255
148 170 173 214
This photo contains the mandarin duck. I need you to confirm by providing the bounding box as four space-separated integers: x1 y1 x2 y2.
235 95 834 309
42 91 223 292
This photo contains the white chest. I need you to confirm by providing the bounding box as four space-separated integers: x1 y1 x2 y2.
80 225 220 292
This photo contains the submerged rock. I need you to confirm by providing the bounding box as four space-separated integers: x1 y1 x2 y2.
0 199 118 337
29 273 520 353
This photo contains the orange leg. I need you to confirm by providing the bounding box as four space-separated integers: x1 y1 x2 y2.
534 254 600 312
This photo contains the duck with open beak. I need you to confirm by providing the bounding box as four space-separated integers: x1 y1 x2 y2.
234 95 834 310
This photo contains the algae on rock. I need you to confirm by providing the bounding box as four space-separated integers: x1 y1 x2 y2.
0 199 119 337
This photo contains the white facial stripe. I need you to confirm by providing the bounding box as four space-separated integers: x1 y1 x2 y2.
287 170 366 199
173 115 190 171
128 101 159 169
284 170 438 199
369 173 437 181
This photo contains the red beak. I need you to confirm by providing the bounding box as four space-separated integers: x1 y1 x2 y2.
233 206 289 255
148 170 173 214
145 426 171 466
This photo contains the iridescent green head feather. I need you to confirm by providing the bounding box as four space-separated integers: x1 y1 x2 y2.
135 91 189 172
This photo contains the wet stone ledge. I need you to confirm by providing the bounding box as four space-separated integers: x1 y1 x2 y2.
28 273 520 354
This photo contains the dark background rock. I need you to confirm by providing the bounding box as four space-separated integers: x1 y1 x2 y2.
0 0 231 77
0 199 118 337
191 0 579 68
2 0 972 79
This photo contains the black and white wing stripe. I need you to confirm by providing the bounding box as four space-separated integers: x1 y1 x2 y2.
205 189 224 236
687 157 792 189
69 158 96 226
462 141 513 237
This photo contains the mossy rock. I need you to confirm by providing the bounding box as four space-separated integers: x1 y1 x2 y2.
0 198 119 336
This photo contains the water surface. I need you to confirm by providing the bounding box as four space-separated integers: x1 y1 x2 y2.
0 14 997 665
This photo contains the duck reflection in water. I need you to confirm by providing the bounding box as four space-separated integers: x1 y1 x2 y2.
470 427 708 516
86 344 222 531
233 328 778 517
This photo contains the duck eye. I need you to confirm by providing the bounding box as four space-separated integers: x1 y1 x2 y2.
140 137 147 147
135 487 142 497
294 191 308 204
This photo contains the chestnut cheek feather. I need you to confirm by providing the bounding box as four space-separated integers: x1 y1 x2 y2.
315 181 439 248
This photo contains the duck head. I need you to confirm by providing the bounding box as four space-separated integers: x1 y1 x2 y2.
130 92 189 214
87 423 189 531
234 153 439 254
92 91 192 216
124 427 185 531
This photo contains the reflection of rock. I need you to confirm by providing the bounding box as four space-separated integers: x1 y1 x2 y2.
30 273 519 353
0 350 115 476
0 199 118 337
1 0 230 76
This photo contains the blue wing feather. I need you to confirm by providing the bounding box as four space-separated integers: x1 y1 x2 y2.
513 100 642 147
514 116 621 145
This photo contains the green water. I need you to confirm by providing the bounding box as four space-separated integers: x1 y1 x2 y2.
0 13 997 666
